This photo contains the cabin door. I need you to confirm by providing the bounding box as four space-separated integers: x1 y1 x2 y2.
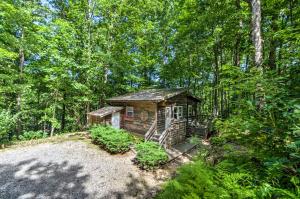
165 107 172 129
111 112 120 129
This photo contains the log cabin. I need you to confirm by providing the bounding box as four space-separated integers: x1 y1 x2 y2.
87 88 201 148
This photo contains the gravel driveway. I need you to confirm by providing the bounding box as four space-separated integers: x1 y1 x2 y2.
0 140 161 199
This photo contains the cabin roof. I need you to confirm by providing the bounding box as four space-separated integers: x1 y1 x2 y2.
87 106 124 117
106 88 200 103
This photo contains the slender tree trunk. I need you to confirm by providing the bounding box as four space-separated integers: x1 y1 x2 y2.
213 45 219 117
50 91 57 137
99 65 108 108
234 0 242 66
268 14 277 70
86 102 90 125
220 87 224 118
250 0 263 67
43 101 48 133
61 92 66 132
227 89 230 117
16 39 24 138
50 108 55 137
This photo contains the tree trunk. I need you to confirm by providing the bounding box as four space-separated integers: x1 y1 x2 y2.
220 87 224 118
250 0 263 67
50 107 55 137
234 0 242 66
250 0 265 110
61 92 66 132
86 102 90 125
268 14 277 70
16 44 24 138
50 92 57 137
213 45 219 117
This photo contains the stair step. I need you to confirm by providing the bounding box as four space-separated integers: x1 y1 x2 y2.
151 137 159 142
148 133 162 143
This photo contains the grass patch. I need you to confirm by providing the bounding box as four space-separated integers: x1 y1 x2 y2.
90 125 133 154
134 141 168 170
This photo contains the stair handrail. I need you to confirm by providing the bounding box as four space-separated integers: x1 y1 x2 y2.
159 120 175 146
158 128 170 145
145 119 157 141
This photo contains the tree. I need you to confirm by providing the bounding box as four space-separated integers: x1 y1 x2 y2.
250 0 263 67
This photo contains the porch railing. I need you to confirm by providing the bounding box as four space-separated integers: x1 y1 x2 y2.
145 119 157 141
159 128 170 146
158 119 175 147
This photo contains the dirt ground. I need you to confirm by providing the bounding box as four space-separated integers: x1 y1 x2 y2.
0 139 167 199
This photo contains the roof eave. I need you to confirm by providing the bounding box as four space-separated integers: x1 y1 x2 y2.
87 107 124 117
106 99 162 103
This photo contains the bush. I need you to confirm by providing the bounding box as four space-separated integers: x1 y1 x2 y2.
19 130 48 141
156 160 257 199
0 110 14 145
157 158 299 199
90 125 133 154
134 141 168 169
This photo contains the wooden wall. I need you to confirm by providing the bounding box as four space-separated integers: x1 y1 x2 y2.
157 93 199 136
157 106 165 133
109 101 156 135
87 114 112 126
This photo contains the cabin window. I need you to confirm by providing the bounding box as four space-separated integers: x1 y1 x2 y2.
126 106 134 117
188 105 195 116
173 106 183 119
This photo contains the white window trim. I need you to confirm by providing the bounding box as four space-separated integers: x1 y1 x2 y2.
173 106 183 119
126 106 134 117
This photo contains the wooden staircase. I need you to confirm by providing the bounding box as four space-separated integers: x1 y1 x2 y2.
149 133 160 142
145 119 186 149
145 119 176 149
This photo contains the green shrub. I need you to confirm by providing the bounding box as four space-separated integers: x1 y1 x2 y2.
0 110 14 145
19 130 48 141
90 125 133 154
134 141 168 169
157 158 299 199
156 160 257 199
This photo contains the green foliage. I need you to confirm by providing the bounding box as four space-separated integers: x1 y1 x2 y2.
0 110 14 144
212 71 300 198
157 160 256 199
157 158 299 199
134 141 168 169
90 125 133 154
0 0 299 197
19 130 48 141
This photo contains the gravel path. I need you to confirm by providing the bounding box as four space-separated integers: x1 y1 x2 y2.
0 140 161 199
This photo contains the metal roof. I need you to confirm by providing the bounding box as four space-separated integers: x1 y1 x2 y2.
87 106 124 117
